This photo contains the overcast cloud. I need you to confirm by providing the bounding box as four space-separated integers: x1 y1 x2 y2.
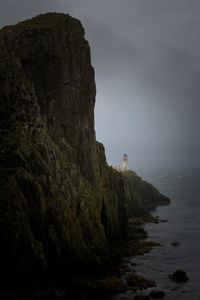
0 0 200 172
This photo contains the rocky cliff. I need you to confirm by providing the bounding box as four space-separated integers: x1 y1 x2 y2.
0 13 169 288
122 170 170 217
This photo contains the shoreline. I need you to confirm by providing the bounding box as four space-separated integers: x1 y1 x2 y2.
71 213 168 299
0 214 166 300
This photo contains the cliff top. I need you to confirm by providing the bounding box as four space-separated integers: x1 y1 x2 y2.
0 12 84 35
122 170 138 177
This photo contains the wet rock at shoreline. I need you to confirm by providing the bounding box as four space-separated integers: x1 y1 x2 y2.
134 295 150 300
120 264 132 272
126 240 162 256
128 225 148 240
149 289 166 298
169 269 189 282
127 273 156 289
74 276 128 295
171 241 181 247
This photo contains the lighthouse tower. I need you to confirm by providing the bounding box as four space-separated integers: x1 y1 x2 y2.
122 154 128 171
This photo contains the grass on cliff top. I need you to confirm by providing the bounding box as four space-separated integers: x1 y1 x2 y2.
0 13 79 32
121 170 137 177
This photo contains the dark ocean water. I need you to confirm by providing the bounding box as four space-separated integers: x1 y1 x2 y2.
114 169 200 300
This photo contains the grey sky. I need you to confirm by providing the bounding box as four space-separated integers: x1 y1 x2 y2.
1 0 200 172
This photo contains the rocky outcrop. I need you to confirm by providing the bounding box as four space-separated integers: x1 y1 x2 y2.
122 170 170 217
149 290 166 298
0 13 169 288
169 269 189 283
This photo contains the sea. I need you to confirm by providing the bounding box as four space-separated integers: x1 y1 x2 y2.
113 168 200 300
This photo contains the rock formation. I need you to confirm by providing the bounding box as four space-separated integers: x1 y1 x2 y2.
0 13 169 288
122 170 170 216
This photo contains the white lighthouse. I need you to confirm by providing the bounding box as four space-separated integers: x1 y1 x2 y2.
122 154 128 171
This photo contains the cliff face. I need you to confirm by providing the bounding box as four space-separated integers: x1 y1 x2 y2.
0 13 169 287
0 13 128 286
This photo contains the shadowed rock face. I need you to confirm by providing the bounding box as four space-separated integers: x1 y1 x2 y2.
0 13 169 288
0 13 128 286
0 13 96 183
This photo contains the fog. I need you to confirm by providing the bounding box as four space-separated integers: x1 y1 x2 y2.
1 0 200 172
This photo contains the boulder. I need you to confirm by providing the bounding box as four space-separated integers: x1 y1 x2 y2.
169 269 189 283
171 242 180 247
